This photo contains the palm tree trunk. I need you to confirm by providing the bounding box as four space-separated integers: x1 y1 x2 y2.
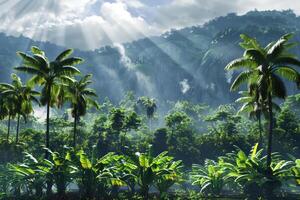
7 114 11 141
45 95 53 197
149 117 152 131
45 85 51 159
16 114 20 143
266 92 273 172
258 113 263 146
73 107 77 147
46 100 50 159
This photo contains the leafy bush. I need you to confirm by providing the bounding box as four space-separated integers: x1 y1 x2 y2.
221 144 294 198
191 160 228 195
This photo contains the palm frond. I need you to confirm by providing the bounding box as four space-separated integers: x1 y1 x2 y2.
235 96 253 103
275 56 300 67
82 89 97 97
27 75 45 86
60 75 76 83
239 34 263 51
56 49 74 61
225 58 257 71
271 73 287 99
244 49 266 64
230 71 256 91
87 98 100 110
274 66 300 82
237 102 253 115
15 66 45 77
60 57 83 66
33 54 49 71
0 83 15 90
17 52 40 69
59 66 81 75
267 34 293 59
31 46 45 56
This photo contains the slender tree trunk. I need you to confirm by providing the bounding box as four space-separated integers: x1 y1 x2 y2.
73 107 77 148
16 114 20 143
45 85 51 159
149 117 152 131
258 114 263 146
46 100 50 158
266 92 273 173
7 114 11 141
45 85 53 199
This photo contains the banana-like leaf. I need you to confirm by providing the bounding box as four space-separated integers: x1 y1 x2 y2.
56 49 74 61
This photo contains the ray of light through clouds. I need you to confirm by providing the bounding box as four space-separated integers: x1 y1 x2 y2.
0 0 299 50
113 42 157 97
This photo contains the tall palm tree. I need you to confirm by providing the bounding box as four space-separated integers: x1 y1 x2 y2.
236 84 280 146
225 33 300 171
15 46 83 157
0 74 40 142
137 96 157 131
63 74 99 147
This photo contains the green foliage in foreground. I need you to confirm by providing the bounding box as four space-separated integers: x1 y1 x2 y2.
191 143 299 199
0 150 182 199
2 145 300 199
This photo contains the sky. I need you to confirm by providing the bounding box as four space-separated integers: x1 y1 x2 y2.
0 0 299 50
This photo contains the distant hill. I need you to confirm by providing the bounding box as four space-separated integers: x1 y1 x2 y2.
0 10 299 106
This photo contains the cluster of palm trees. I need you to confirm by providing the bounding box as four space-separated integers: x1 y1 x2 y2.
0 46 98 157
226 33 300 173
0 74 39 142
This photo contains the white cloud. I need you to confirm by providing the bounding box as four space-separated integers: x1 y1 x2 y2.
114 43 135 69
0 0 160 50
179 79 190 94
0 0 299 50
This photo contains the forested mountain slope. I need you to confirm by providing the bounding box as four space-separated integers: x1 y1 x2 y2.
0 10 299 105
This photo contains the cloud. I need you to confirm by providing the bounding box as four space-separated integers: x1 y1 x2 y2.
0 0 299 50
179 79 190 94
0 0 161 50
113 43 135 69
114 42 157 96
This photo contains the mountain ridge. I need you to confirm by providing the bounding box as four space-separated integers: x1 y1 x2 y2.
0 10 299 106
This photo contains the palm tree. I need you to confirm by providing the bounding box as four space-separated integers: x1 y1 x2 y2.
0 74 39 142
63 74 99 147
137 97 157 130
225 33 300 171
236 84 280 146
15 46 83 157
